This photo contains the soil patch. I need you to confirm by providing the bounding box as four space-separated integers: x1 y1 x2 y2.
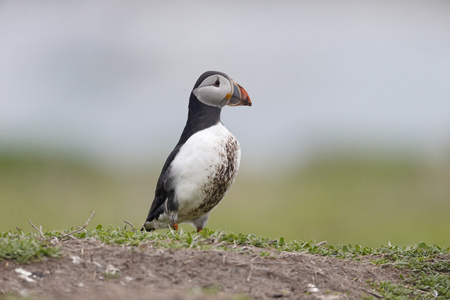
0 239 401 299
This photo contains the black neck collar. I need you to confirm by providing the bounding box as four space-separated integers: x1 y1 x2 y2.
176 93 222 146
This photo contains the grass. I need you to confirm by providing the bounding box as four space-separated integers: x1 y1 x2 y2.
1 152 450 247
1 152 449 298
0 231 60 263
1 227 449 299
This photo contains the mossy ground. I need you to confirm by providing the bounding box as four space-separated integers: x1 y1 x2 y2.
1 226 449 299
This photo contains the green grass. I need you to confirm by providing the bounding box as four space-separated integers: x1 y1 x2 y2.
1 227 449 299
220 157 450 247
1 151 449 247
0 231 60 263
2 152 449 298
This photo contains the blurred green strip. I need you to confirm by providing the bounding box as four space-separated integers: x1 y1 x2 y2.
1 152 449 247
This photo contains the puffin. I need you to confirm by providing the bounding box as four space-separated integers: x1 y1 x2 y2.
142 71 252 232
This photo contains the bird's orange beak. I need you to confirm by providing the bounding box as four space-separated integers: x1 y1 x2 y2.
227 80 252 107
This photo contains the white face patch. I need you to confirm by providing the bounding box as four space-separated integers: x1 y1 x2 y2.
192 75 232 108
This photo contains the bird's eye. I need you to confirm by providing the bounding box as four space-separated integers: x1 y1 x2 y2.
213 79 220 87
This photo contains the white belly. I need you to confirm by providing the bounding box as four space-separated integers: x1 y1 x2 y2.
168 123 241 221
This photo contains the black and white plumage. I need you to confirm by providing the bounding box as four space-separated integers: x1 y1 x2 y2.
142 71 252 232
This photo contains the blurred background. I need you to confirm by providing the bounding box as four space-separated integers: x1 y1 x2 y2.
1 1 449 247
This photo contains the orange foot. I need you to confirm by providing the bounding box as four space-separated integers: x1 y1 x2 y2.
173 223 179 231
197 227 203 233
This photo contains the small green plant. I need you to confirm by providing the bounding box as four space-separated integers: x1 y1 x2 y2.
102 272 120 279
0 231 60 263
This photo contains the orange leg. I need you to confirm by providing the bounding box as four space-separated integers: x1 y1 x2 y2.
197 227 203 233
173 223 179 231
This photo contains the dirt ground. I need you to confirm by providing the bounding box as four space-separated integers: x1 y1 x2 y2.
0 238 402 299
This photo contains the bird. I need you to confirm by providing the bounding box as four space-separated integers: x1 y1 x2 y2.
142 71 251 232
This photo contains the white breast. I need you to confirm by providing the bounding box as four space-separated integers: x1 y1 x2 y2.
168 123 241 221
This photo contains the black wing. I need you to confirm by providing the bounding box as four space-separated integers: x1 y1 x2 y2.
143 145 182 224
